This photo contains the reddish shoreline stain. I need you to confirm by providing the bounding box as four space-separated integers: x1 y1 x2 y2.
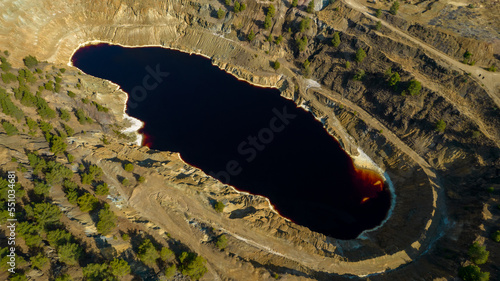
349 165 388 204
141 129 154 148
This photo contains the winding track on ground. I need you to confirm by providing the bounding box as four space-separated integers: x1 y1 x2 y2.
343 0 500 108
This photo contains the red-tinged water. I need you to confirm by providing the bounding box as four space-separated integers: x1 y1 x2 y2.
72 43 391 239
350 166 388 204
140 129 154 148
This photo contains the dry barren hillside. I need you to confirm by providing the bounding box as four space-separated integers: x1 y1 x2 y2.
0 0 498 280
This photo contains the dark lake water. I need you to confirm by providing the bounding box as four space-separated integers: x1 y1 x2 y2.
72 43 391 239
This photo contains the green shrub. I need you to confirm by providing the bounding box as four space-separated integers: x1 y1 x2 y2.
435 119 446 132
34 181 51 197
247 30 255 42
214 201 225 213
54 274 73 281
388 72 400 88
405 79 422 96
96 205 116 235
165 264 177 279
273 60 280 70
121 178 130 186
110 258 130 278
375 8 382 18
30 252 48 269
487 65 497 72
49 135 67 155
390 1 399 15
26 117 37 135
275 35 283 45
0 56 11 71
88 165 103 180
375 21 382 30
38 120 52 133
82 162 102 178
24 233 43 248
47 229 73 247
234 0 241 12
0 89 25 120
468 242 489 264
58 243 82 266
66 189 79 205
296 36 308 52
32 202 62 227
18 68 37 84
1 72 17 84
63 123 74 137
59 108 71 121
44 81 54 91
67 91 76 98
458 265 490 281
101 135 110 144
138 239 160 266
161 247 175 262
18 222 43 248
27 152 46 175
217 8 226 19
19 89 37 107
138 176 146 183
267 4 276 17
355 48 366 63
353 69 365 81
75 108 92 124
10 274 27 281
302 59 311 77
463 50 472 60
23 55 39 68
2 121 18 136
35 96 56 119
215 234 228 250
299 18 311 32
179 252 207 280
83 263 114 281
45 161 73 185
306 0 315 13
95 183 109 196
345 61 350 69
124 163 134 172
81 174 93 185
264 15 272 29
77 193 99 212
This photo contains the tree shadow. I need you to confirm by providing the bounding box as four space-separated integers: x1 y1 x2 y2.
325 50 354 60
229 206 257 219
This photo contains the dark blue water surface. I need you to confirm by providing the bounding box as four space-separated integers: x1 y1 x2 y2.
72 44 391 239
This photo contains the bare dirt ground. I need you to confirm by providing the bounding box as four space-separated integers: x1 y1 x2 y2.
344 0 500 107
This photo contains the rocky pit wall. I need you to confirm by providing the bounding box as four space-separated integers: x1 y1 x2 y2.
0 0 498 279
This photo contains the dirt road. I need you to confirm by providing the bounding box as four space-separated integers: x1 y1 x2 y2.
343 0 500 108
